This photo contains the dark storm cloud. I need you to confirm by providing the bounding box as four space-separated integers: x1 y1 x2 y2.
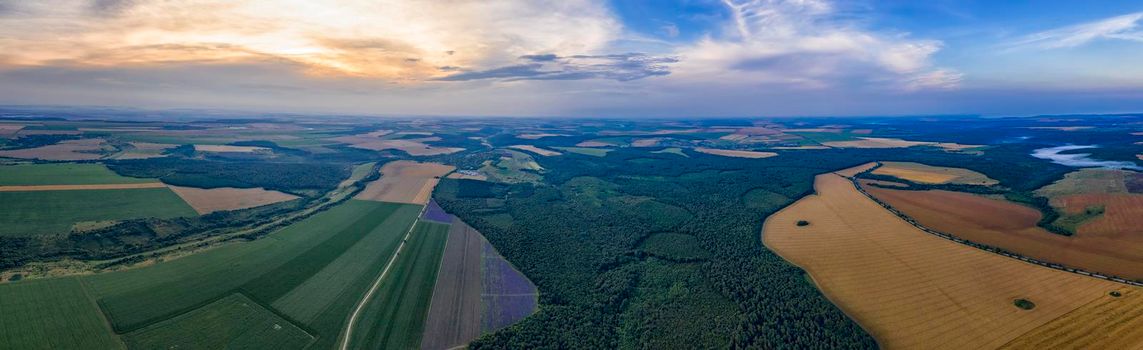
437 53 677 82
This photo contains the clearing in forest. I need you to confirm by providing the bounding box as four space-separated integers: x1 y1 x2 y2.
872 161 998 185
167 185 299 214
508 145 561 156
763 166 1138 349
693 147 777 158
356 161 455 204
863 186 1143 280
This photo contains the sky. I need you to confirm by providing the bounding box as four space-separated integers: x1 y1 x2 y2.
0 0 1140 117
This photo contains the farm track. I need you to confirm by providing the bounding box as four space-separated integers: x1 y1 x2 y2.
338 204 428 350
849 164 1143 287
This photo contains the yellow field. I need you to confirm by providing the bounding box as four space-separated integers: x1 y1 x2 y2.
355 161 455 204
192 145 269 153
167 185 299 214
763 166 1139 349
0 138 109 160
693 147 777 158
508 145 561 156
873 161 998 185
1000 287 1143 349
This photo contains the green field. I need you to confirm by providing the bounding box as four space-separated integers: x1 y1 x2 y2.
0 188 197 236
0 163 155 186
553 146 612 157
84 200 422 348
0 278 124 350
123 293 313 350
348 221 451 350
0 200 433 349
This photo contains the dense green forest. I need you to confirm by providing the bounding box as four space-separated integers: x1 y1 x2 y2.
435 143 1078 348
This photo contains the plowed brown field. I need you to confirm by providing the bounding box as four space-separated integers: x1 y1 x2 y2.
864 187 1143 280
764 167 1138 349
167 185 299 214
421 218 483 350
355 161 455 204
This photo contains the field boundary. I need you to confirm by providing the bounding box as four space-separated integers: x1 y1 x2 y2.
337 204 428 350
849 163 1143 287
0 183 167 192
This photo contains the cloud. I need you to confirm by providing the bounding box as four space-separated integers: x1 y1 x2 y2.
0 0 621 81
1008 12 1143 50
668 0 959 91
436 53 677 81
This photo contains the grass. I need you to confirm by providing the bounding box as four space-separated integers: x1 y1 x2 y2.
87 200 419 334
0 188 197 236
787 131 861 144
651 147 688 157
0 163 155 186
553 146 612 157
1050 205 1105 234
0 278 124 350
348 221 451 350
123 293 313 350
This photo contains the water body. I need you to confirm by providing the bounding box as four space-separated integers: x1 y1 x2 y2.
1031 145 1143 171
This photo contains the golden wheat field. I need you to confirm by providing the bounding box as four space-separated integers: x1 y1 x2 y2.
763 166 1141 349
355 161 455 204
872 161 998 185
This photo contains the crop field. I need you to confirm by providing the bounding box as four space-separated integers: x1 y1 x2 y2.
1033 169 1143 238
650 147 688 157
864 186 1143 280
193 144 270 153
553 146 612 157
478 150 544 183
1000 287 1143 349
480 238 539 332
693 147 777 158
0 188 196 236
0 278 124 350
123 293 314 349
167 185 299 214
764 168 1135 349
422 219 485 350
347 220 450 350
0 163 155 186
110 142 175 160
508 145 562 156
333 132 464 156
355 161 455 204
0 183 168 192
0 138 111 160
872 161 998 185
421 218 538 349
82 200 419 349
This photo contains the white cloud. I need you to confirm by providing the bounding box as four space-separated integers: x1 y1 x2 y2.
0 0 621 80
669 0 958 90
1008 12 1143 50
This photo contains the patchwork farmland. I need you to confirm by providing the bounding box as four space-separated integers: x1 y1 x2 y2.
421 219 539 350
863 185 1143 280
764 166 1141 349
